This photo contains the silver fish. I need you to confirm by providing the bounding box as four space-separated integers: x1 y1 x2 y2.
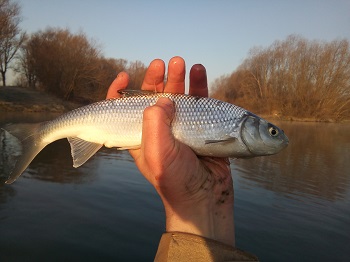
1 91 289 184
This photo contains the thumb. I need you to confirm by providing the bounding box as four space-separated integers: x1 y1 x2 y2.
142 97 175 157
149 97 175 125
131 97 177 182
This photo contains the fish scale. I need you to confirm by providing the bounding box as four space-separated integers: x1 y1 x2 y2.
1 92 288 184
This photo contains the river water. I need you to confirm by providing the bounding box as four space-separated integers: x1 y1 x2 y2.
0 113 349 261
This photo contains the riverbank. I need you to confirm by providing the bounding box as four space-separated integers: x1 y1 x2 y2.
260 114 346 123
0 86 81 113
1 86 348 122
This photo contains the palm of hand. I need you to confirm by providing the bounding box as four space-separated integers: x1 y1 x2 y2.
107 57 234 245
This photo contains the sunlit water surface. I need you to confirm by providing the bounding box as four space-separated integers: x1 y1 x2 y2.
1 113 349 261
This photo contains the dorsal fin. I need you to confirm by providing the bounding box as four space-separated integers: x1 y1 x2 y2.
117 89 156 97
67 137 102 167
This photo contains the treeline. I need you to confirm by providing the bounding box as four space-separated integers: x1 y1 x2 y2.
2 1 350 119
212 35 350 121
15 28 147 102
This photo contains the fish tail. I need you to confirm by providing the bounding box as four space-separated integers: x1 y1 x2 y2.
1 123 46 184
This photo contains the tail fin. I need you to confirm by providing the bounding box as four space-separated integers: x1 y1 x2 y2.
1 123 46 184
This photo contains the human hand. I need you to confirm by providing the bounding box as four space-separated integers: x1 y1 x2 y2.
106 56 235 246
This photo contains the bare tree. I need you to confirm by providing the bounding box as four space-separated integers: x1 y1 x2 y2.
14 38 37 88
126 60 147 90
212 35 350 121
73 57 128 102
18 28 101 100
17 28 133 103
0 0 25 86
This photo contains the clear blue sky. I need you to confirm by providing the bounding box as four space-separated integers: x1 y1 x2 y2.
13 0 350 89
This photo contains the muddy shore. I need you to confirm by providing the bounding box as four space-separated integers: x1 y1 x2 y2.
0 86 81 113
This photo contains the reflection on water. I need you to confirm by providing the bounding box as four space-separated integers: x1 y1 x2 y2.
232 121 350 261
0 113 349 261
23 140 97 184
232 122 350 201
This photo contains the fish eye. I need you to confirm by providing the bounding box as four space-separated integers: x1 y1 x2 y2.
268 126 279 137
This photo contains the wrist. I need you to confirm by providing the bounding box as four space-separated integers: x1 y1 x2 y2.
163 198 235 246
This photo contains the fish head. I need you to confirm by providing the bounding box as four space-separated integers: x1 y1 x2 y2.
241 114 289 156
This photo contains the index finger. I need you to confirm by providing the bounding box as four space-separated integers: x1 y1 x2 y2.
106 72 130 99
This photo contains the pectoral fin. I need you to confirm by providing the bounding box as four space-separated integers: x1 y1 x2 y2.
67 137 102 167
205 137 237 144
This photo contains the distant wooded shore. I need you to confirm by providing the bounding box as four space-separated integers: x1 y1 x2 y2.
1 86 348 123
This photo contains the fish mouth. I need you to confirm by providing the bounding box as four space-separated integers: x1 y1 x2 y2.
281 135 289 147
